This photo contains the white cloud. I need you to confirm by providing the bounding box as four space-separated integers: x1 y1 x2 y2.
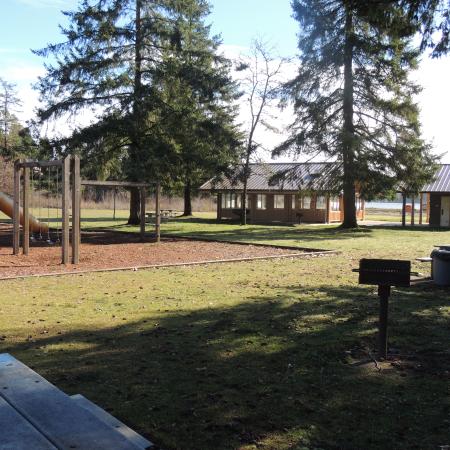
0 61 44 124
0 63 45 83
415 56 450 162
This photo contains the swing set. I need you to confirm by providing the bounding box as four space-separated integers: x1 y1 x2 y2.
13 155 80 264
12 155 160 265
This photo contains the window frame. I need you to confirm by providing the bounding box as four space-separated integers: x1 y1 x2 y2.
256 194 267 210
274 194 285 209
316 196 326 210
331 197 340 211
302 196 311 209
221 193 241 209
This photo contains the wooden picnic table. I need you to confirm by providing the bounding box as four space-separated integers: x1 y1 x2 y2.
145 209 179 222
0 353 153 450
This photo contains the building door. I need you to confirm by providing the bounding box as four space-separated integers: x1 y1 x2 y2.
441 196 450 226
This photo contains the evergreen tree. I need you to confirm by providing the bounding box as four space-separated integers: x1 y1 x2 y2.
157 0 241 216
275 0 436 227
400 0 449 56
34 0 188 224
35 0 240 221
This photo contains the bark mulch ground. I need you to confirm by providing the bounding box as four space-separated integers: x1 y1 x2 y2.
0 224 317 279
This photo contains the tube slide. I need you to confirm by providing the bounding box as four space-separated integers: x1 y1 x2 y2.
0 191 49 233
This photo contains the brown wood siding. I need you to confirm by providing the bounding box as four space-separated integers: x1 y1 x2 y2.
217 192 365 224
429 193 441 226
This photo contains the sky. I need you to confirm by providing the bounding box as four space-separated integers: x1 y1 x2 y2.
0 0 449 162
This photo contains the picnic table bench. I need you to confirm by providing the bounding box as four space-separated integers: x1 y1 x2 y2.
0 353 154 450
145 209 179 223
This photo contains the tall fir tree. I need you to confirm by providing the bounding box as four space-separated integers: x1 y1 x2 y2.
156 0 241 216
275 0 437 228
35 0 240 221
34 0 186 223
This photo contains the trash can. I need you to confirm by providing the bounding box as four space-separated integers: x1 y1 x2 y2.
431 249 450 286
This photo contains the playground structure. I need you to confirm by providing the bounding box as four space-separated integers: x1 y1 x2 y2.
6 155 161 265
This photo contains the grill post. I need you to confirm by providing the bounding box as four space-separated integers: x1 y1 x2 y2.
377 285 390 359
355 259 411 360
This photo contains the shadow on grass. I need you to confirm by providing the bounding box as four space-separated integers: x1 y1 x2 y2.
2 284 448 450
362 224 449 233
165 223 374 245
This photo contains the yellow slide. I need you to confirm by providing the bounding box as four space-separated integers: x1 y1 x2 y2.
0 191 48 233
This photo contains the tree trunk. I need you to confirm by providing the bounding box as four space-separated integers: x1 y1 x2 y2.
128 0 143 224
241 147 252 225
242 181 248 226
402 193 407 227
128 188 141 225
341 8 358 229
183 179 193 216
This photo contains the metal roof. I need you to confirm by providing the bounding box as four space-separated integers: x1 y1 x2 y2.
200 162 342 192
421 164 450 193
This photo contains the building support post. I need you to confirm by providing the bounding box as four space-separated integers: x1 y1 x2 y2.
419 193 423 225
140 187 146 241
22 167 30 255
378 285 390 360
62 156 70 265
155 182 161 243
325 194 331 224
217 193 222 221
13 161 21 255
71 155 81 264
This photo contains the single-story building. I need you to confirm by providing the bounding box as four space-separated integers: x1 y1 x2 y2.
421 164 450 227
200 162 365 224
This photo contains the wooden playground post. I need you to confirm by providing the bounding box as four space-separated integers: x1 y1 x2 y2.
22 167 30 255
13 161 21 255
71 155 81 264
62 156 70 265
155 182 161 242
140 187 146 241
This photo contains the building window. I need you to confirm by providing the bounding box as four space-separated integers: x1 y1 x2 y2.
221 193 228 209
302 196 311 209
355 197 362 211
274 195 285 209
331 197 340 211
292 195 296 210
256 194 267 210
316 196 326 210
221 193 241 209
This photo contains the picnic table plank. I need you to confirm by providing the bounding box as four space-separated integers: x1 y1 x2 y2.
71 394 153 449
0 354 143 450
0 396 57 450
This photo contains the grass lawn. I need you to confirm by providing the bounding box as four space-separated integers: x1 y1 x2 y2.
0 212 449 449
